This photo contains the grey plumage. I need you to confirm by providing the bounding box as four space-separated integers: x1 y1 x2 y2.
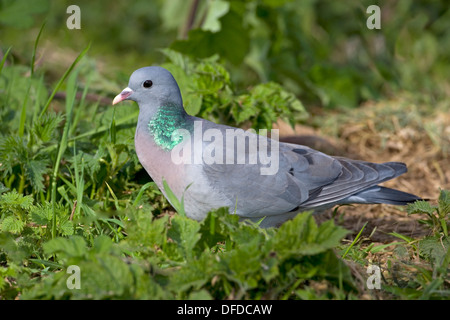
113 66 421 228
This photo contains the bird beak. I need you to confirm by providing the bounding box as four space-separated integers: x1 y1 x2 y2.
112 87 133 105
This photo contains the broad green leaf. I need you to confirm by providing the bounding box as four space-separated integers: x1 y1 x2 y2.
171 5 249 65
273 212 348 256
168 215 201 260
407 200 436 215
202 0 230 32
43 236 87 258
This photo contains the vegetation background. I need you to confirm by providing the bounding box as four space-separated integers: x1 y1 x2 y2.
0 0 449 300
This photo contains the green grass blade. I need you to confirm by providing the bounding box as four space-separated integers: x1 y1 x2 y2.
105 181 120 210
73 143 85 218
133 182 157 207
69 71 93 137
31 20 46 76
19 22 47 137
342 222 367 259
18 83 31 138
0 46 12 75
388 232 414 243
39 42 91 119
50 67 79 238
69 109 139 141
162 178 186 217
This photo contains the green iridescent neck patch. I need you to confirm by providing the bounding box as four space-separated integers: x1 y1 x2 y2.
148 106 193 151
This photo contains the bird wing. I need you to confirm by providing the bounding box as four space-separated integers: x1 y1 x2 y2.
199 122 408 217
199 124 343 217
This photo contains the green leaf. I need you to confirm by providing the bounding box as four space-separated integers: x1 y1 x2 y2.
438 189 450 217
272 211 348 256
24 158 49 192
184 93 203 116
171 4 249 65
126 210 169 251
202 0 230 32
30 204 52 225
0 232 27 263
187 289 213 300
169 252 214 293
419 236 450 265
167 215 201 260
0 216 25 234
0 190 34 211
219 240 263 288
0 46 12 75
92 235 114 254
0 136 28 177
59 219 74 236
197 207 239 250
407 200 436 215
32 112 64 143
0 183 8 194
43 236 87 259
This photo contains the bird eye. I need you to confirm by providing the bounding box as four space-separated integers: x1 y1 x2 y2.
143 80 153 88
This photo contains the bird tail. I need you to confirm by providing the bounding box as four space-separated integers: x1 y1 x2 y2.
342 186 422 206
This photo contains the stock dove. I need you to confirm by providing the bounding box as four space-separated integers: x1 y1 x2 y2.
113 66 420 227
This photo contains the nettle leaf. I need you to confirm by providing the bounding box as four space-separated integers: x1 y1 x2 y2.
0 190 33 208
24 158 49 192
161 50 307 129
407 200 437 216
24 235 165 299
194 62 231 94
233 97 260 124
162 53 232 117
167 215 201 260
272 211 348 256
0 135 50 192
59 219 74 236
73 255 137 299
196 207 240 250
77 143 108 177
43 236 87 259
32 112 64 143
30 204 53 225
219 242 263 288
125 210 169 250
0 232 27 264
30 202 72 235
235 82 307 128
92 235 113 254
0 136 28 176
169 252 216 292
419 236 450 265
315 219 350 249
0 216 25 234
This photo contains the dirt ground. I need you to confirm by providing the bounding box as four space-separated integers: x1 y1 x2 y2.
275 99 449 243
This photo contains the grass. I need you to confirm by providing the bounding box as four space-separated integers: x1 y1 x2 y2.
0 41 449 300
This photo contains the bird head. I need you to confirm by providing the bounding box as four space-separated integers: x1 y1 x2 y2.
112 66 183 108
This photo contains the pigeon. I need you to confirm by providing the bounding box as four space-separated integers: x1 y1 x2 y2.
113 66 421 228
